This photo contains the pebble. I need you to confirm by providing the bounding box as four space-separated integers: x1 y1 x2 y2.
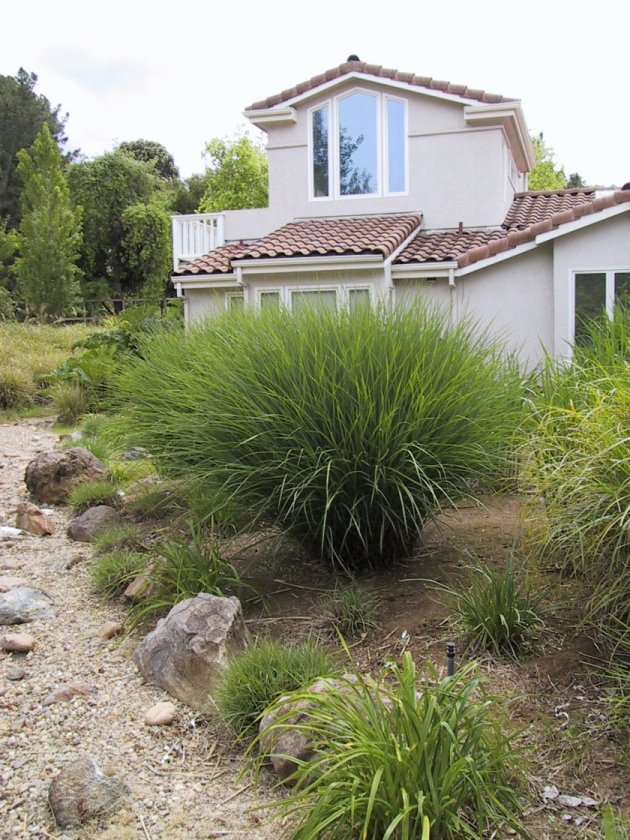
1 632 35 652
97 620 123 639
6 666 26 680
0 575 28 592
145 701 177 726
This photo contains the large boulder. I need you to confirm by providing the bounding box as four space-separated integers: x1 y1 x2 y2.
48 755 129 829
24 448 107 505
0 586 54 624
134 594 249 709
67 506 122 543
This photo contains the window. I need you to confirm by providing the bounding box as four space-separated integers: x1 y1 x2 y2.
348 288 370 312
310 90 407 199
226 293 244 310
260 290 281 309
574 271 630 344
291 289 337 313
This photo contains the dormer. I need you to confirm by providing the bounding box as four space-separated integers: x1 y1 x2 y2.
244 57 534 229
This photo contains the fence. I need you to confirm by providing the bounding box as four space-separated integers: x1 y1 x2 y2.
57 297 182 324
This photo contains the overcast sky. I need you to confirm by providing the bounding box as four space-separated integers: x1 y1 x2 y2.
2 0 628 187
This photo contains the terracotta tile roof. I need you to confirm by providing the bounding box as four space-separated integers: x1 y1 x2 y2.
246 60 513 111
236 215 422 261
457 190 630 269
395 230 507 264
504 188 596 230
173 243 245 276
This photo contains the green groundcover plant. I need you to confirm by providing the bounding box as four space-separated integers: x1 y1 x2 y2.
111 305 523 570
249 653 527 839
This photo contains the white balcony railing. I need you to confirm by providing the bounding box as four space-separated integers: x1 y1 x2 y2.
171 213 225 270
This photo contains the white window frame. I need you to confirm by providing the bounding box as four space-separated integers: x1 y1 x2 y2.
570 267 630 344
257 288 283 310
225 291 244 310
308 88 408 202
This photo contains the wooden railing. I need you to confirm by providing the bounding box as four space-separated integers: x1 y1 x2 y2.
171 213 225 269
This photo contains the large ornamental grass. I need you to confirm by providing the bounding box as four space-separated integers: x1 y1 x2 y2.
111 305 523 569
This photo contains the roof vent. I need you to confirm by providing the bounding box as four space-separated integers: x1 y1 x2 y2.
347 54 360 62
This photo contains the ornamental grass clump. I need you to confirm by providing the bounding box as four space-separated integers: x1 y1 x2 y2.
250 653 527 839
111 305 523 570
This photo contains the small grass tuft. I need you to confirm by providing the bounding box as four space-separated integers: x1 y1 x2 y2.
50 382 91 424
91 549 148 597
67 480 121 514
435 559 545 660
321 580 380 639
214 637 339 741
0 370 34 409
91 523 144 554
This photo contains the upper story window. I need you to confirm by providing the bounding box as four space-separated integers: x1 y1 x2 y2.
310 90 407 200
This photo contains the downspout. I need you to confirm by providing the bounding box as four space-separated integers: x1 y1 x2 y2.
235 266 250 305
448 267 457 326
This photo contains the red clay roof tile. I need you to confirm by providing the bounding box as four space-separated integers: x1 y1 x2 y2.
503 188 596 229
245 60 514 111
395 229 506 264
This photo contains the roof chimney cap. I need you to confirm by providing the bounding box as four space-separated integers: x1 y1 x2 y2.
347 54 360 62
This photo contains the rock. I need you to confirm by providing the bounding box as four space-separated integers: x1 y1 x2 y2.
0 526 23 539
134 594 249 709
0 587 54 624
145 701 177 726
0 575 27 592
258 674 389 781
97 620 123 639
15 502 54 536
1 632 35 652
67 506 121 543
48 755 129 829
6 666 26 680
1 557 21 570
122 446 148 460
123 572 153 602
43 682 97 706
24 448 107 505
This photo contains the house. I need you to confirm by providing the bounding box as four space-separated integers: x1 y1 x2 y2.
170 57 630 368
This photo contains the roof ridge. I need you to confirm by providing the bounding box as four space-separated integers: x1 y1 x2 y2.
245 60 514 111
513 187 596 198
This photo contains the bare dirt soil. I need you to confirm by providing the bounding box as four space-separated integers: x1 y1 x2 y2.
1 418 627 839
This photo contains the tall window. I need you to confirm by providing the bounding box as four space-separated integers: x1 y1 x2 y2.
574 271 630 344
310 90 407 199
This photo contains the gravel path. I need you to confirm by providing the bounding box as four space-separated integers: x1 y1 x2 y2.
0 418 279 840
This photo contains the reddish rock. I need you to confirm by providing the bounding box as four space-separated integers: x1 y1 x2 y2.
145 701 177 726
48 755 129 828
24 448 107 504
0 575 27 592
97 620 123 640
43 682 97 706
15 502 55 536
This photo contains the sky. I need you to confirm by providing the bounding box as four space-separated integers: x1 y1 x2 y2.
2 0 628 187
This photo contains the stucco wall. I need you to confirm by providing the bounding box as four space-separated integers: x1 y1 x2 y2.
552 212 630 357
185 288 232 323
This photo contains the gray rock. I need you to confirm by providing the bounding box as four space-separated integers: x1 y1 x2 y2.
6 666 26 680
0 587 54 624
134 593 249 709
48 755 129 829
24 448 107 505
67 506 122 543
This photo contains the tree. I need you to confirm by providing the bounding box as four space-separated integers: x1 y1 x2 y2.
0 68 72 227
198 133 268 212
117 139 179 181
120 200 172 299
14 124 82 317
567 172 587 189
67 151 171 299
528 133 567 191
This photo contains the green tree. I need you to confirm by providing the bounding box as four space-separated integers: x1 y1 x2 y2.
567 172 587 189
67 151 171 299
117 139 179 181
528 132 567 191
0 68 72 227
14 124 82 317
198 132 268 212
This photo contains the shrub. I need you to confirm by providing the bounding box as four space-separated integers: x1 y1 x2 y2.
67 480 121 513
91 549 147 596
250 653 526 839
111 305 523 570
215 637 339 740
321 580 380 639
0 370 33 409
434 559 545 659
50 381 91 424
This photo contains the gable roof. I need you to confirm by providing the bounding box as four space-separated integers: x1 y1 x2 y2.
245 59 514 112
